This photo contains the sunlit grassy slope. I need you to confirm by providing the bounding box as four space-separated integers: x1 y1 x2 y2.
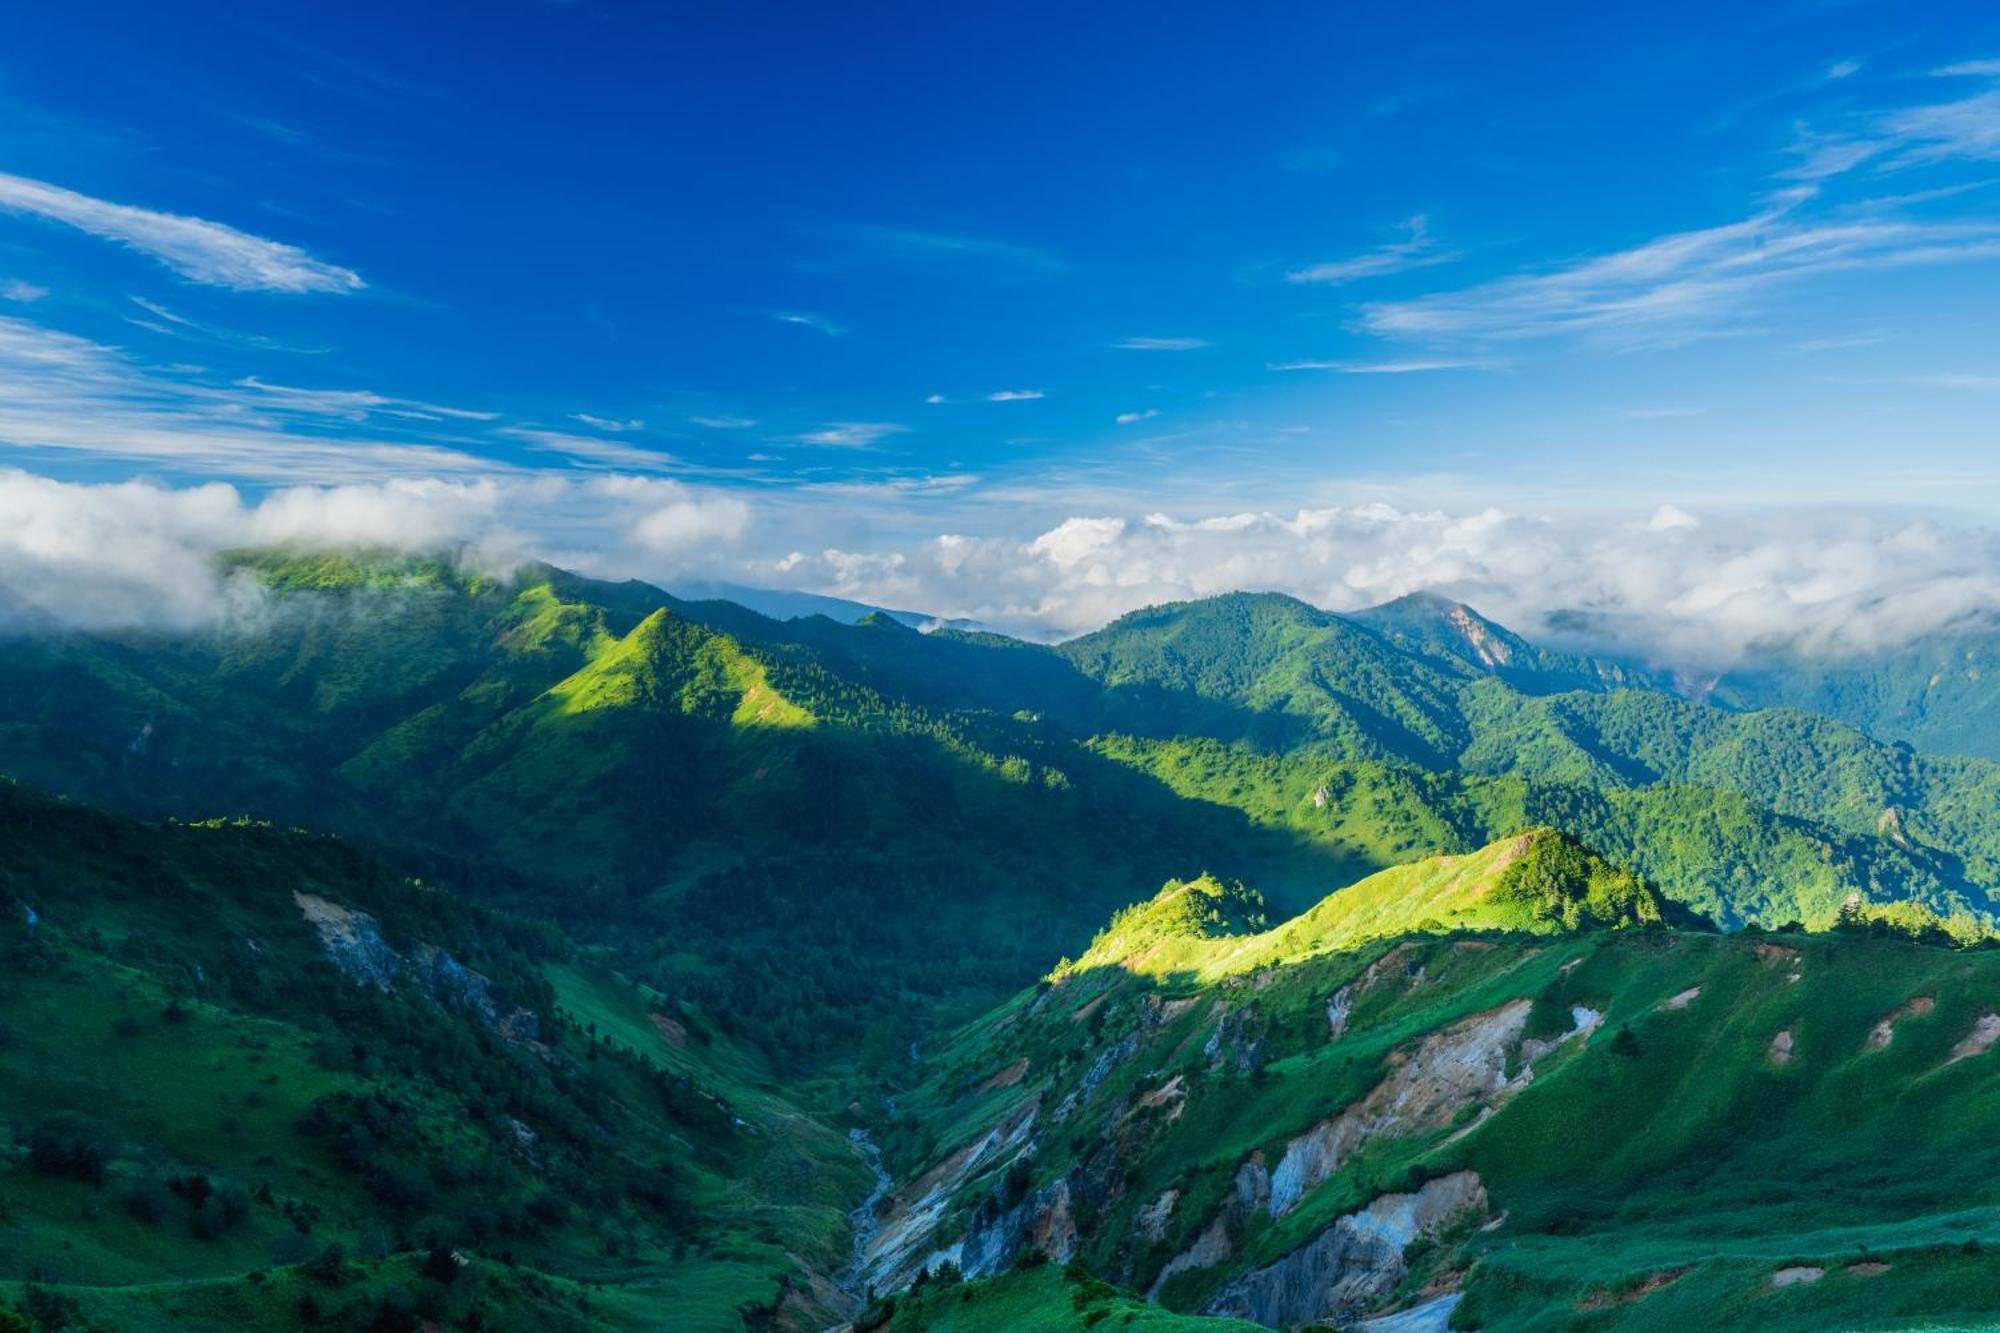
876 834 2000 1331
1061 828 1683 983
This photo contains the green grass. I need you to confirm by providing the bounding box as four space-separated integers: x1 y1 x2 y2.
1060 829 1675 983
867 1264 1264 1333
887 856 2000 1331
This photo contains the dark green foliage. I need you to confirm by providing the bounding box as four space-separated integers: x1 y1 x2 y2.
10 558 2000 1329
1487 829 1670 931
25 1112 110 1184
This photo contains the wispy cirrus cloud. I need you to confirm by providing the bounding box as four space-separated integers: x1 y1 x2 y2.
1360 200 2000 346
1113 336 1210 350
925 390 1046 404
1781 60 2000 180
235 377 497 422
1286 214 1458 285
0 314 494 481
772 310 844 336
1351 65 2000 351
571 413 644 432
1114 408 1159 424
501 427 684 472
127 296 329 354
807 222 1065 277
794 421 906 448
0 170 363 294
1269 357 1494 373
3 279 48 303
1863 372 2000 392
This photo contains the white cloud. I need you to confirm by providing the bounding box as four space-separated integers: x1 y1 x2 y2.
1269 358 1493 373
1286 214 1458 285
500 427 684 472
571 412 644 432
795 421 906 448
2 279 48 303
0 314 496 481
1361 199 2000 346
691 414 756 429
1113 336 1210 350
1794 332 1887 352
986 389 1045 402
1647 503 1701 530
776 502 2000 666
772 310 845 336
0 469 758 633
626 490 751 552
9 468 2000 673
0 170 363 293
1871 372 2000 391
234 376 498 422
1114 409 1159 425
1781 62 2000 180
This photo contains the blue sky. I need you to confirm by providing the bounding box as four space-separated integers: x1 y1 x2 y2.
4 2 2000 643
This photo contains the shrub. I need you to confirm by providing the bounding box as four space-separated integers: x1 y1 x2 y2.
25 1113 110 1184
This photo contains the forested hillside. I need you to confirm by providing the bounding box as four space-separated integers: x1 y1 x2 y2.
0 779 864 1330
6 554 2000 1064
7 554 2000 1330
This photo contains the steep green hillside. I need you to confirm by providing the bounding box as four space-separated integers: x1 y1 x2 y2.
1705 615 2000 763
863 838 2000 1331
1059 830 1686 984
0 554 1337 1063
7 560 2000 1067
0 779 864 1331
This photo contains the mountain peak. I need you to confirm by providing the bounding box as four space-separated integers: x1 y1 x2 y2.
1349 591 1523 668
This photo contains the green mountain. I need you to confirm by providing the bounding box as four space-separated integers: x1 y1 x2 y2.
0 778 864 1331
1704 614 2000 763
7 557 2000 1065
857 833 2000 1331
8 553 2000 1330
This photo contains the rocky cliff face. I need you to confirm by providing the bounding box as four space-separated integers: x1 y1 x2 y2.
293 890 542 1043
1204 1171 1487 1328
1269 998 1594 1216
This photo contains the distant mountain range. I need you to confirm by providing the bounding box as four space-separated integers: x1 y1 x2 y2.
676 574 2000 763
665 577 984 631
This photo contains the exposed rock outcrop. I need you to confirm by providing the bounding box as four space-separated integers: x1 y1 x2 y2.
1949 1013 2000 1064
959 1175 1077 1278
1205 1005 1267 1074
1135 1188 1179 1243
1768 1029 1795 1066
293 891 541 1042
1865 996 1934 1051
1203 1171 1486 1328
1148 1155 1270 1300
294 891 400 989
1353 1293 1464 1332
1267 999 1592 1217
857 1100 1038 1290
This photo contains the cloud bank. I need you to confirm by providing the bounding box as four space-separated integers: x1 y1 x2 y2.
0 470 753 633
6 469 2000 672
